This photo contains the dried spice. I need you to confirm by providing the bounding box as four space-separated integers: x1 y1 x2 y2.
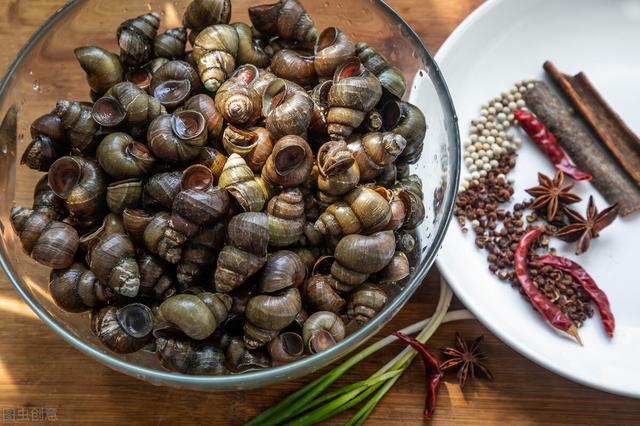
544 61 640 186
394 332 442 419
556 196 619 255
526 171 581 221
514 227 582 344
514 109 591 181
440 333 493 388
524 81 640 216
533 254 615 337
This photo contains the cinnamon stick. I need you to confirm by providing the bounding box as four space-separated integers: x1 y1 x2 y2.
524 81 640 216
544 60 640 186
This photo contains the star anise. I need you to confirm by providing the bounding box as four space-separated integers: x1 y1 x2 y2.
556 196 619 255
525 171 581 221
440 333 493 388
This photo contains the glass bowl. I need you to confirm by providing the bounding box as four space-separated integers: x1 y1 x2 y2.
0 0 459 390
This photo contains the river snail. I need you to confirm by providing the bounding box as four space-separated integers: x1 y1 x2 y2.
150 60 202 110
10 206 79 269
244 287 302 349
214 64 262 126
327 59 382 140
21 113 69 172
266 187 305 247
49 262 113 312
193 24 239 92
214 212 269 293
92 303 154 353
11 2 430 373
117 12 160 67
314 27 356 81
314 186 392 239
356 42 407 99
147 110 208 163
154 28 187 60
248 0 317 43
48 156 107 228
302 311 345 354
74 46 124 98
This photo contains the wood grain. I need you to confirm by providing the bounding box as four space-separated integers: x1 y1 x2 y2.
0 1 639 425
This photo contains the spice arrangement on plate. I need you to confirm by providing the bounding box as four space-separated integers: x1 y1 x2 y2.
11 0 429 375
455 61 638 342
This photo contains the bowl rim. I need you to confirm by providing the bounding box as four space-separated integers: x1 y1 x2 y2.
0 0 460 389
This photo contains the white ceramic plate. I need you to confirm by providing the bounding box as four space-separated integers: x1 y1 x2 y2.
435 0 640 397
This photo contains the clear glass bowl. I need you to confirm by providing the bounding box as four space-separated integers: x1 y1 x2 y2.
0 0 459 390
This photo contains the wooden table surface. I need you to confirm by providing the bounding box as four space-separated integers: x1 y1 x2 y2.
1 1 639 425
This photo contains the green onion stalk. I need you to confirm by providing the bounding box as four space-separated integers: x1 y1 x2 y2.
246 279 473 426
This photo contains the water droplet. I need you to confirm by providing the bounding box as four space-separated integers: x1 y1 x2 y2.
32 80 41 92
28 69 33 76
323 1 329 7
419 70 424 77
1 145 7 154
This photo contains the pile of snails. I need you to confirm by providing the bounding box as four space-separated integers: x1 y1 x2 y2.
12 0 427 375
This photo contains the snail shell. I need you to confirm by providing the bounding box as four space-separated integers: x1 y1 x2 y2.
97 133 156 179
91 303 154 353
270 49 316 88
309 80 331 135
107 179 142 215
222 126 273 173
381 100 427 164
117 12 160 67
261 135 313 187
214 212 269 293
48 156 107 228
262 79 314 140
154 27 187 59
225 337 271 372
327 59 382 140
156 336 228 375
218 154 269 212
214 65 261 125
10 206 78 269
183 0 232 34
376 250 410 284
304 274 346 313
196 147 228 183
94 82 166 128
137 249 176 301
266 187 305 247
147 110 208 163
356 42 407 99
248 0 317 43
347 132 407 181
267 331 304 364
182 94 225 143
32 174 66 221
54 100 99 153
252 69 278 99
143 211 171 257
316 140 359 197
258 250 306 293
349 284 388 325
22 113 69 172
49 262 112 312
384 190 407 231
193 24 239 92
233 22 270 68
176 223 225 288
158 292 231 340
150 60 202 110
302 311 345 354
314 27 356 80
314 186 391 238
74 46 124 97
142 171 182 211
244 287 302 349
88 232 140 298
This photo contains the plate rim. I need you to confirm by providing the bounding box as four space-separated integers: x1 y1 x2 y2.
434 0 640 399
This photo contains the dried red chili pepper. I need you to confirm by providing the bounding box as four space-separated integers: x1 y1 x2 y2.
533 254 615 337
394 332 442 419
514 109 592 181
514 227 582 344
